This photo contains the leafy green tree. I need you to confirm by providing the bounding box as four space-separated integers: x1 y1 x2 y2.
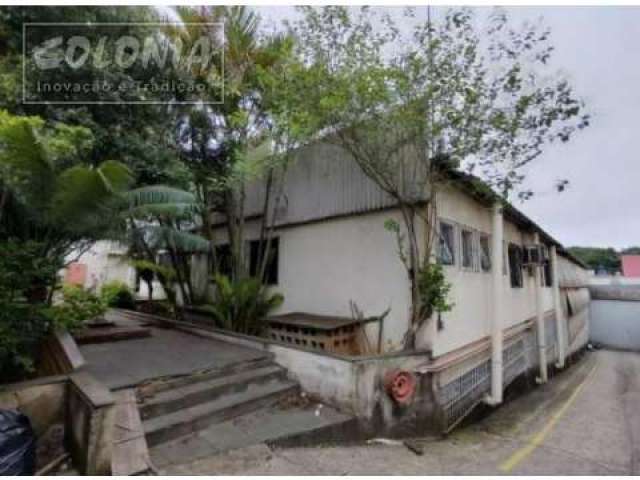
0 6 188 187
0 110 132 299
568 246 620 273
172 6 294 284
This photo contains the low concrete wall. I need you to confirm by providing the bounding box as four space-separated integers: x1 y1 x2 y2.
590 284 640 302
591 299 640 351
268 343 357 410
120 310 436 431
0 376 67 436
0 373 115 475
117 308 590 434
67 372 115 475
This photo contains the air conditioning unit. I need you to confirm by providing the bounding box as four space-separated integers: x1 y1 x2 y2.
522 245 545 266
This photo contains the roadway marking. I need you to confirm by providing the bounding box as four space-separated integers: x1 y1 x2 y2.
499 360 599 473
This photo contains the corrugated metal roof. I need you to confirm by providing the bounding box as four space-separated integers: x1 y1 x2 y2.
241 141 399 225
215 139 586 269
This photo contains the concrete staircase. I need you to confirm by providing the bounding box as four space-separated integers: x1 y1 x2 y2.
138 355 356 471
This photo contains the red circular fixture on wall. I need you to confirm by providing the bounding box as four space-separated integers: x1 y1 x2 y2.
383 369 417 405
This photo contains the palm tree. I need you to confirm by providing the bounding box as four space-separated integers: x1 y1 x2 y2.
122 185 210 307
169 6 292 283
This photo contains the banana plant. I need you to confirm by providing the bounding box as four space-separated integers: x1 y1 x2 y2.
122 184 210 308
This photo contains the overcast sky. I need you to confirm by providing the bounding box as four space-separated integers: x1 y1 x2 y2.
254 6 639 250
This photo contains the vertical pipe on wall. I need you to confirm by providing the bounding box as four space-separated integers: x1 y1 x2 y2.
487 202 504 405
551 245 566 368
534 233 548 383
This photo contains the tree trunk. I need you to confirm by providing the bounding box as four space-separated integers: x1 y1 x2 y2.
0 186 8 224
397 202 421 350
200 184 217 286
225 190 242 281
258 166 288 283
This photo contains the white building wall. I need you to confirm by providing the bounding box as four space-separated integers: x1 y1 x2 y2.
212 210 412 351
64 240 166 300
209 185 582 359
276 210 411 351
418 186 556 358
421 186 493 356
66 241 135 292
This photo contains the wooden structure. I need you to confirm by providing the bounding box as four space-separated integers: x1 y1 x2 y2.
38 331 86 376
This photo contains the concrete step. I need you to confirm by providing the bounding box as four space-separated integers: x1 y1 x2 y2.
140 365 288 420
143 378 299 447
138 355 276 396
149 402 359 471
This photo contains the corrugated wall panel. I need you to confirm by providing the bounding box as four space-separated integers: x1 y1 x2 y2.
240 141 400 226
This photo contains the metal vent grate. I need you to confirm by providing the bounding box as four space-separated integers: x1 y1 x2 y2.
439 357 491 432
503 337 527 386
438 334 529 432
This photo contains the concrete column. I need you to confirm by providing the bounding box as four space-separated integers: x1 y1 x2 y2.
551 245 566 368
534 233 548 383
67 373 115 475
487 202 504 405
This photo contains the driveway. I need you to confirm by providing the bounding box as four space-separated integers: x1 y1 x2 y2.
164 349 640 475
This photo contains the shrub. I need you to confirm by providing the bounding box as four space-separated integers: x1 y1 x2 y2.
50 286 107 332
417 263 454 321
138 300 175 318
203 274 284 336
0 304 50 382
101 281 136 309
0 240 60 380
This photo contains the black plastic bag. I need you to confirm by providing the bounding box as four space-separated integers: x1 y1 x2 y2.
0 410 36 475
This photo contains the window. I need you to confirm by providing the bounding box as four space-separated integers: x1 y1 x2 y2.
461 229 474 269
134 270 141 292
479 235 491 272
503 241 508 276
212 241 279 285
437 221 455 265
213 244 233 278
508 243 524 288
249 238 279 285
157 251 172 268
543 260 553 287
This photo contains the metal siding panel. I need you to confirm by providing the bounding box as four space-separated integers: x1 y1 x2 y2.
239 141 398 226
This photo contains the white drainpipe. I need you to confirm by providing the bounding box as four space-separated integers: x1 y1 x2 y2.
487 202 504 405
534 233 548 383
551 245 566 368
